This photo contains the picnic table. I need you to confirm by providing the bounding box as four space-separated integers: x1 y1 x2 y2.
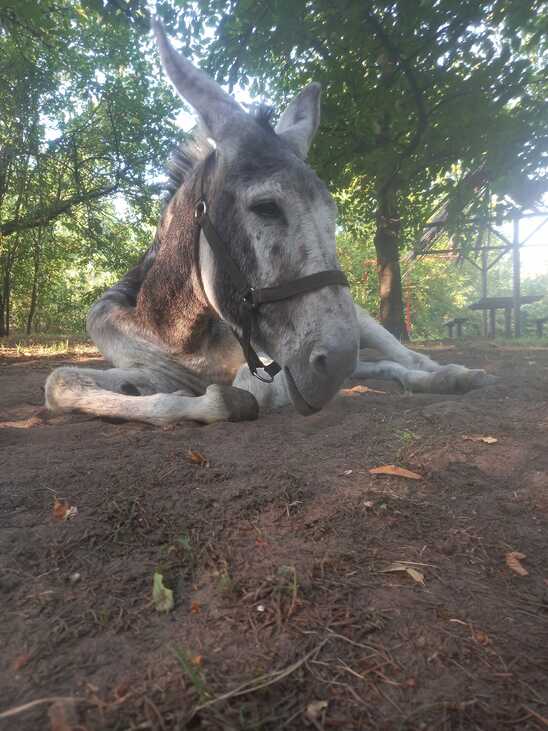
469 295 543 337
443 317 469 338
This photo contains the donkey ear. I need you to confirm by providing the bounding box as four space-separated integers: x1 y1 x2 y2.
152 18 244 138
275 83 321 159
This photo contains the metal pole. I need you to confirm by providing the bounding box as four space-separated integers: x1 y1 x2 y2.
513 217 521 338
481 248 488 337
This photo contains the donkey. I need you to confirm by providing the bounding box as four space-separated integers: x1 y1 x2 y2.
45 21 494 427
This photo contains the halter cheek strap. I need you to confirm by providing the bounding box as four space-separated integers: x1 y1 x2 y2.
194 155 349 383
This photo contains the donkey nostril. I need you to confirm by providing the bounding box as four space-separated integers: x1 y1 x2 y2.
309 341 358 382
310 350 329 375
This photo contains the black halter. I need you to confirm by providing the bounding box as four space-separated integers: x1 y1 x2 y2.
194 152 349 382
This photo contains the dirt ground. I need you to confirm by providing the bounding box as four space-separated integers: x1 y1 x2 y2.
1 341 547 731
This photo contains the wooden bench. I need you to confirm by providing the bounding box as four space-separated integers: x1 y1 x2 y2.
443 317 469 338
469 295 543 337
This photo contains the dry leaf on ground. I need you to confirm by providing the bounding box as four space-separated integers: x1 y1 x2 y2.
473 629 491 646
380 563 425 585
12 654 31 672
369 465 423 480
114 682 130 700
463 435 498 444
305 700 328 722
191 601 201 614
341 385 386 395
152 572 174 613
186 450 209 467
505 551 528 576
52 498 78 521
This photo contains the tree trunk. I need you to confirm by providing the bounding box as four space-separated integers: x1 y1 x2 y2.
0 291 4 337
374 185 407 339
26 264 39 335
1 266 10 336
26 235 42 334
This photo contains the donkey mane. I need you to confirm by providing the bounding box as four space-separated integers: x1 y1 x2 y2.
108 104 277 310
164 105 274 202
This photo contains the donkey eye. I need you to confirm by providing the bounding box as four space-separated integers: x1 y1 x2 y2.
250 200 283 219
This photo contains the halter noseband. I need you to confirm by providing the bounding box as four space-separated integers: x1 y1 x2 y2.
194 152 349 383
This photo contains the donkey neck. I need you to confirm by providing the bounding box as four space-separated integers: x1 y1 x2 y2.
136 187 214 352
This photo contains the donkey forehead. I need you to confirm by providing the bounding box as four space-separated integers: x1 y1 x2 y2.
220 123 333 206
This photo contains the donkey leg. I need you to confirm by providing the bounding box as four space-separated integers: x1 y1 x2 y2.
232 364 292 411
353 305 495 393
353 360 495 394
45 367 258 425
354 305 439 371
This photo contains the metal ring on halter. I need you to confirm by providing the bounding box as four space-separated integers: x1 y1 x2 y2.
194 200 207 220
242 287 256 309
253 368 275 383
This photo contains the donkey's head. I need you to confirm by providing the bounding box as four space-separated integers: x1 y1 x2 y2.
154 21 359 414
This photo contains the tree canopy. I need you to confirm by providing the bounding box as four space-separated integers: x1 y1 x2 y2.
0 0 546 339
177 0 547 335
0 0 181 334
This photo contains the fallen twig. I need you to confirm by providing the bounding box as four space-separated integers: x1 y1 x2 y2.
0 696 83 720
524 706 548 727
194 637 328 712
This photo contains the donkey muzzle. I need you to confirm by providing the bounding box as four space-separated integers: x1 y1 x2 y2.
284 334 358 415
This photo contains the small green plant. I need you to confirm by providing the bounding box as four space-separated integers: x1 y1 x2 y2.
175 531 198 573
173 647 210 702
176 531 192 552
395 429 419 459
218 570 236 595
152 572 174 613
397 429 417 446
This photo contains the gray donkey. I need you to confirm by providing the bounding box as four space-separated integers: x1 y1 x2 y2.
45 21 493 426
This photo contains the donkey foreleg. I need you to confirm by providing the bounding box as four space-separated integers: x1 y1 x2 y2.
46 367 258 425
353 360 495 394
232 364 292 411
353 305 496 393
354 305 439 372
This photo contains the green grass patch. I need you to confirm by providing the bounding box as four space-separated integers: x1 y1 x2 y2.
0 334 98 358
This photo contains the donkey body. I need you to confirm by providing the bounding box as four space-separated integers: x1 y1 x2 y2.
45 23 494 426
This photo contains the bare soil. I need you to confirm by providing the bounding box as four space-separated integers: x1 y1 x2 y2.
1 342 547 730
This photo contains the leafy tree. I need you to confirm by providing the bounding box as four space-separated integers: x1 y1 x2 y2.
0 0 180 334
2 1 546 342
178 0 547 338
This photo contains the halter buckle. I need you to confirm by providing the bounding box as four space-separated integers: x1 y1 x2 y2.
194 199 207 221
242 287 257 310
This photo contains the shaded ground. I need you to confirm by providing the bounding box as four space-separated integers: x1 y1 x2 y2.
1 341 547 730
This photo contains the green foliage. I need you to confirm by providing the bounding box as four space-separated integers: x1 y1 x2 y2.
0 0 180 334
177 0 547 334
185 0 546 208
1 1 546 341
337 226 485 339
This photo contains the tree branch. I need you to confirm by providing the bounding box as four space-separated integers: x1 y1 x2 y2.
0 184 119 236
362 7 428 193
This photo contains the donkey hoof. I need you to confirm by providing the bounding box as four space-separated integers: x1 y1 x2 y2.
206 384 259 422
450 366 497 393
467 370 497 390
432 365 496 394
